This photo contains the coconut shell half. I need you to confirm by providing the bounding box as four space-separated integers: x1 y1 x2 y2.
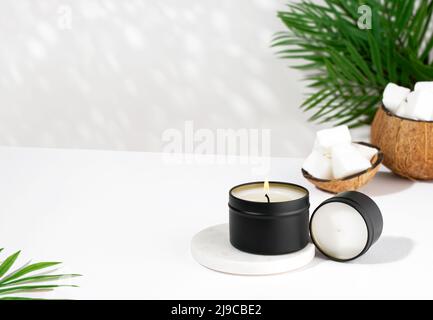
302 142 383 194
371 105 433 180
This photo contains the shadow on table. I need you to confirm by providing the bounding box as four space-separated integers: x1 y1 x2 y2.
352 236 414 265
360 171 414 196
298 236 413 269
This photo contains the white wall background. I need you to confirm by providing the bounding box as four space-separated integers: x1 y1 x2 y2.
0 0 351 157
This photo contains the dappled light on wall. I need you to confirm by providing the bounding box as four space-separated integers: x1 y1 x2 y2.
0 0 316 156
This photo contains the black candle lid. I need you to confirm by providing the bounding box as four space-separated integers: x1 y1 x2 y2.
310 191 383 262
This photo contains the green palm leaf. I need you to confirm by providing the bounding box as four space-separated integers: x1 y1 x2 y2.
0 262 61 284
0 251 21 278
0 285 77 295
1 274 81 286
274 0 433 126
0 249 81 299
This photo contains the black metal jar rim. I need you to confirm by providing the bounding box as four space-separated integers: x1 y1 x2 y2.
310 192 382 262
229 181 310 216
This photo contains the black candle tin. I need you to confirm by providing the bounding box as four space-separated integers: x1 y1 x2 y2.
310 191 383 262
229 182 310 255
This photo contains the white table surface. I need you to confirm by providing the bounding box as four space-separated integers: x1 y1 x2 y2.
0 146 432 300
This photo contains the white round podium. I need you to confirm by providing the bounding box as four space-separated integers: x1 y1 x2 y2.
191 224 315 275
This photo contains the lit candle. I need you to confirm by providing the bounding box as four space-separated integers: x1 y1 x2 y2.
310 191 383 261
229 181 310 255
230 181 307 203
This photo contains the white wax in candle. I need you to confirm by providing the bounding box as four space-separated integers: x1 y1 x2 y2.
231 183 306 203
311 202 368 260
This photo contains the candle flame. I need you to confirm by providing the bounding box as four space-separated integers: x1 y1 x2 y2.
264 180 270 194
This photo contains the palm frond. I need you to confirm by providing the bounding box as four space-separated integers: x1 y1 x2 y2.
0 249 81 300
274 0 433 126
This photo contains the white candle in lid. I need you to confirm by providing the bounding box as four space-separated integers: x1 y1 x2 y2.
309 191 383 262
231 181 307 203
310 202 368 260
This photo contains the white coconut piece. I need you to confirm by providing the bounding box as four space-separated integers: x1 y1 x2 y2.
313 139 332 158
331 144 372 180
382 83 411 113
354 143 378 161
314 125 352 155
302 150 333 180
406 90 433 121
396 99 415 119
414 81 433 92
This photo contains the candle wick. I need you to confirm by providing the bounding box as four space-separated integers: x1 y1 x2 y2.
265 194 270 203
